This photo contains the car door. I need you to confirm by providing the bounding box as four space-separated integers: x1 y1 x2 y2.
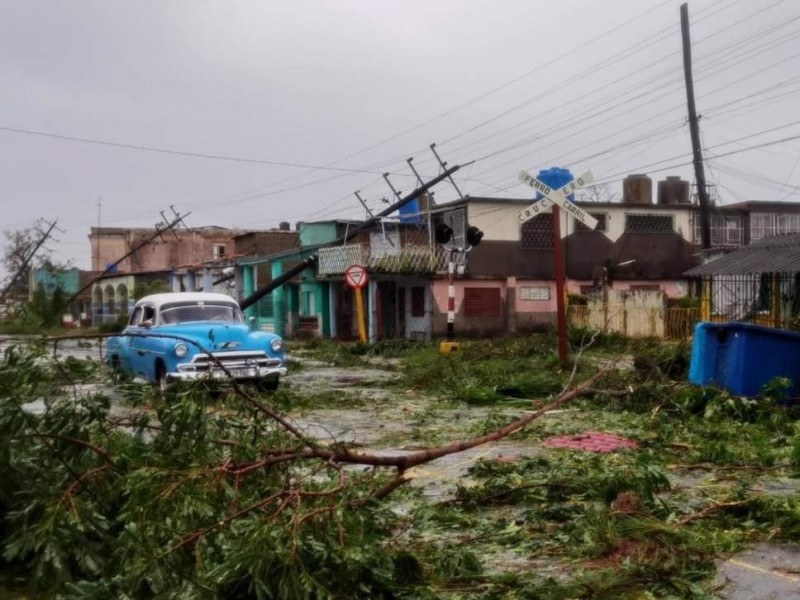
128 303 158 380
117 306 143 373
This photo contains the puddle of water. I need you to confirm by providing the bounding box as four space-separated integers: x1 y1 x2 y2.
754 477 800 497
285 366 399 388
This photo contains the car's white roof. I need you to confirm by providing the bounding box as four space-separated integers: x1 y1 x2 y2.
136 292 239 308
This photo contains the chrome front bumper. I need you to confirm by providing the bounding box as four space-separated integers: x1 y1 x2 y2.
169 350 287 382
168 365 287 382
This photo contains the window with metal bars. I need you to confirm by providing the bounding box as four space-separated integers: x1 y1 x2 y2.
694 213 743 246
625 214 673 233
520 214 553 249
751 212 800 240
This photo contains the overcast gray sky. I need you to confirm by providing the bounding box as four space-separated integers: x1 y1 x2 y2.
2 0 799 273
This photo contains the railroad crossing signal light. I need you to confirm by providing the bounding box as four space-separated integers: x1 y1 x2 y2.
434 222 454 244
466 225 484 247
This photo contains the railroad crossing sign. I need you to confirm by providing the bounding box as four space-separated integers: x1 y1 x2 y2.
344 264 369 289
517 170 598 230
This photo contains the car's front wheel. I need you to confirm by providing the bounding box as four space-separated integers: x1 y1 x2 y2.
155 361 169 393
257 377 279 392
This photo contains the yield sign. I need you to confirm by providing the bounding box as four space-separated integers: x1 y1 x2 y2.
517 170 598 230
344 264 369 289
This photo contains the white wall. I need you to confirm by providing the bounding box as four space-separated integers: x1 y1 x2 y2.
468 201 694 244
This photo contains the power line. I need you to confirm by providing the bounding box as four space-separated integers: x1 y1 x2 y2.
0 125 396 175
423 4 797 197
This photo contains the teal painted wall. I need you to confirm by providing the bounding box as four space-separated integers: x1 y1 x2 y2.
271 261 286 336
236 222 346 337
34 267 80 295
298 222 339 247
242 265 255 321
318 281 331 336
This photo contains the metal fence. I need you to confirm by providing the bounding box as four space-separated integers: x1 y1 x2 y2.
703 273 800 328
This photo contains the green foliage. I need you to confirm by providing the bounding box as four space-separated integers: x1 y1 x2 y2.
632 340 690 379
668 296 701 309
0 285 71 333
0 344 420 598
0 304 45 334
132 280 169 300
397 337 565 405
97 313 128 334
4 334 800 599
568 326 629 352
29 282 69 326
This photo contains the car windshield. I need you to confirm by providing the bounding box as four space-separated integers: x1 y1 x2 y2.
159 302 244 324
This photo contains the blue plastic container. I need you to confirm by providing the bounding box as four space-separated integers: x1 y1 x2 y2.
688 321 800 397
398 198 421 224
536 167 576 202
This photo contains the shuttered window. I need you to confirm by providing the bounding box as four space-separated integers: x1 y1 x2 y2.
464 288 501 317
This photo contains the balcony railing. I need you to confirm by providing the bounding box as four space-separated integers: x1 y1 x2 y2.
317 244 449 276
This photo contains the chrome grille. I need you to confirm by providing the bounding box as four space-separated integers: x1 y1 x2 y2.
179 351 281 372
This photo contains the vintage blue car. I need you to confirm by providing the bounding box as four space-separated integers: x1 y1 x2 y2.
106 292 287 390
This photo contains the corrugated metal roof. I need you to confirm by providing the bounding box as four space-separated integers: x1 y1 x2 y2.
685 233 800 276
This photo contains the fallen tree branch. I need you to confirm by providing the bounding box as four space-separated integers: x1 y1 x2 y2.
28 432 114 465
677 500 749 526
274 364 614 473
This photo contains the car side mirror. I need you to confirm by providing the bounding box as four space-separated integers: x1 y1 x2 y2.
248 316 256 331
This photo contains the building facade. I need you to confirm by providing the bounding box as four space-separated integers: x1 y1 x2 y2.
692 201 800 250
88 226 245 273
285 176 700 341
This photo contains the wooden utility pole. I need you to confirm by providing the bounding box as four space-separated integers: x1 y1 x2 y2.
240 164 462 311
0 220 59 311
64 210 191 308
681 2 711 250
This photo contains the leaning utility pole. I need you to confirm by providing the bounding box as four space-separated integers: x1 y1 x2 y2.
0 219 59 311
681 2 711 251
239 164 462 311
63 209 191 308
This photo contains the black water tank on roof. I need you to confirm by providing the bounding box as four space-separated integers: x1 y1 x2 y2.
658 176 690 204
623 174 653 204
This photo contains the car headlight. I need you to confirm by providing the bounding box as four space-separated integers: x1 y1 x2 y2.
174 343 189 358
270 338 284 353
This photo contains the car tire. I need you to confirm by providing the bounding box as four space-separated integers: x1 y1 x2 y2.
257 378 279 392
155 361 169 393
